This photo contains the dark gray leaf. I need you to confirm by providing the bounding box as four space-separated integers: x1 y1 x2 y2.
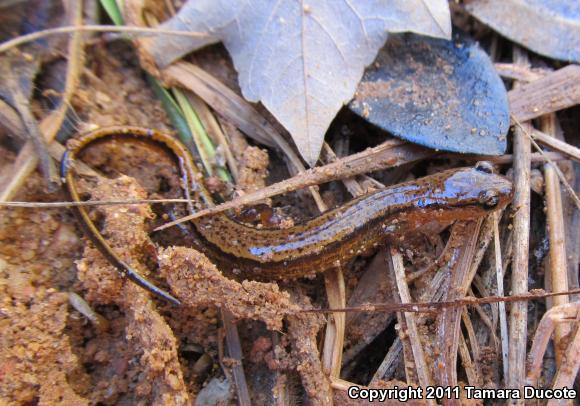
349 33 509 155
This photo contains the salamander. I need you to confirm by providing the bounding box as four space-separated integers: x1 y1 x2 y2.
61 127 513 304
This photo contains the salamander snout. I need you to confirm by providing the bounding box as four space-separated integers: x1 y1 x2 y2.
479 189 500 209
440 166 513 212
474 161 512 210
474 170 513 211
475 161 495 174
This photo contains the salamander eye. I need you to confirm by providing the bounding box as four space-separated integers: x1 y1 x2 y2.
479 189 499 209
475 161 494 174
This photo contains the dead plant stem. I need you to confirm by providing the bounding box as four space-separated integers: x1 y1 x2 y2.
493 212 510 381
387 247 435 395
507 48 532 394
541 115 570 366
0 0 84 201
512 116 580 210
0 25 208 54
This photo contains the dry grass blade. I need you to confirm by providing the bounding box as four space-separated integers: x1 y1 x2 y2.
321 267 346 379
371 339 403 384
186 93 239 180
513 116 580 210
0 132 98 196
1 113 57 201
162 62 273 148
458 332 479 386
551 322 580 390
541 115 571 367
435 220 482 391
493 212 509 381
155 140 429 230
387 247 435 394
0 0 84 201
6 84 59 188
494 63 549 82
161 61 327 211
507 48 532 391
526 303 580 387
330 378 358 391
460 310 480 375
220 309 252 406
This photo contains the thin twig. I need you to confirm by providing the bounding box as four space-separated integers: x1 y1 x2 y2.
0 25 208 54
531 128 580 162
0 198 192 208
154 140 428 230
300 288 580 315
457 151 566 165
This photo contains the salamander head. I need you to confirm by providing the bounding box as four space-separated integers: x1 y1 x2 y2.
417 162 513 218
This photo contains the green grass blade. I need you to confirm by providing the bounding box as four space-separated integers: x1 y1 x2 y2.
99 0 124 25
99 0 231 184
173 88 215 175
147 75 198 156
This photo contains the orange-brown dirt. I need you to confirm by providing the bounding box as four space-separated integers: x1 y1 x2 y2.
0 44 337 405
5 14 570 403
